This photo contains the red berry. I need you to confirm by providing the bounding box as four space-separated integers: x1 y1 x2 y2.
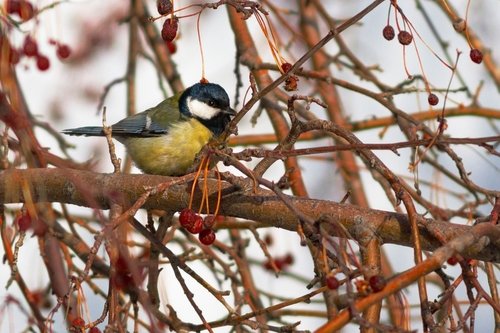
71 317 85 327
397 30 413 45
199 229 216 245
263 260 273 271
6 0 21 14
36 54 50 71
18 1 35 21
281 62 292 73
157 0 173 15
7 0 35 21
179 208 196 228
56 44 71 59
89 327 102 333
161 17 179 42
382 25 395 41
427 93 439 106
447 256 458 265
469 48 483 64
203 215 216 229
368 275 386 292
15 212 32 231
263 234 273 246
186 215 203 234
23 35 38 57
166 41 177 54
264 258 285 271
325 276 339 290
283 253 294 265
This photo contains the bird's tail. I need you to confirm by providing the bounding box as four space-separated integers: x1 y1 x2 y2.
62 126 104 136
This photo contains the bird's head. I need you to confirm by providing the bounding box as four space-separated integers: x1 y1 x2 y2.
179 83 236 136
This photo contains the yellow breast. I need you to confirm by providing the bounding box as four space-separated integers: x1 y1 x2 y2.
123 119 213 176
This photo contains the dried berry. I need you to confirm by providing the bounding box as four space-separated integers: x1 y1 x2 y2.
284 75 298 91
469 48 483 64
427 93 439 106
23 35 38 57
368 275 386 292
203 215 216 229
452 18 466 33
355 279 370 295
397 30 413 45
199 228 216 245
89 327 102 333
36 54 50 71
281 62 292 73
161 16 179 42
382 25 395 41
56 44 71 60
325 276 339 290
157 0 173 15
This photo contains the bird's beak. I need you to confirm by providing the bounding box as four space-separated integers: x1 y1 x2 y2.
224 107 237 116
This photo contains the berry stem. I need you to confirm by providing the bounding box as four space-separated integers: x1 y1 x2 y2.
189 155 207 210
464 0 473 48
196 11 206 82
213 165 222 217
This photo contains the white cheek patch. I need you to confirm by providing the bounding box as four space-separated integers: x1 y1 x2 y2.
187 97 220 120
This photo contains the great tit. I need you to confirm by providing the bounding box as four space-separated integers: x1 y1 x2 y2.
63 82 236 176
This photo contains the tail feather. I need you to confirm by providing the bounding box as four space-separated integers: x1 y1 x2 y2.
62 126 104 137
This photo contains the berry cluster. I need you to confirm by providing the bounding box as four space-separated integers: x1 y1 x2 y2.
382 24 412 46
281 62 299 91
1 33 71 71
325 274 387 293
381 4 445 107
156 0 177 54
179 208 217 245
263 253 294 271
6 0 36 22
14 210 47 236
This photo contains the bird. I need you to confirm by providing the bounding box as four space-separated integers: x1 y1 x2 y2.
63 82 236 176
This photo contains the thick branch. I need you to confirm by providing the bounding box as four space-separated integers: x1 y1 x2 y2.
1 168 499 262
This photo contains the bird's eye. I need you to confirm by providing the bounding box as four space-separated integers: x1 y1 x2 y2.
207 100 215 107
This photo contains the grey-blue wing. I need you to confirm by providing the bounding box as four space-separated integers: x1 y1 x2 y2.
63 95 182 137
108 111 169 137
